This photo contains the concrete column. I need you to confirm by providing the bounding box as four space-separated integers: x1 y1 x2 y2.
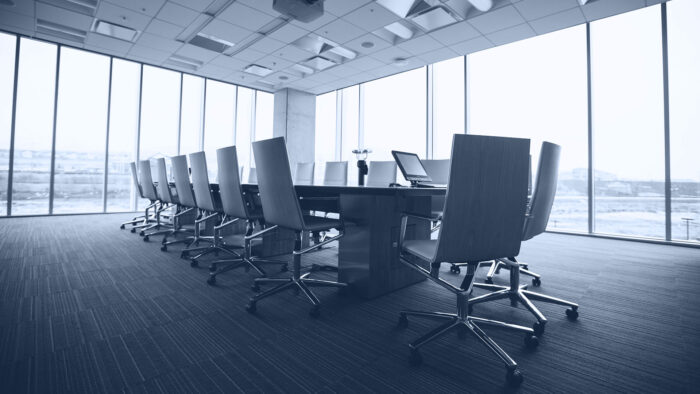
273 88 315 169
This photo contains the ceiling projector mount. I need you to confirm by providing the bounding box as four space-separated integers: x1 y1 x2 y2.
273 0 325 23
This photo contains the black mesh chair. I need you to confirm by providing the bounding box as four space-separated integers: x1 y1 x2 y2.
161 154 198 251
245 137 346 317
120 161 153 230
469 142 579 337
179 151 241 266
396 134 536 387
205 146 288 285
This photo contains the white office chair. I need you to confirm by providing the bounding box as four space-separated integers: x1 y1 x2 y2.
366 161 397 187
294 162 315 185
323 161 348 186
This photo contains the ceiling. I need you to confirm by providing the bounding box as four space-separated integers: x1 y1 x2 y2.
0 0 665 95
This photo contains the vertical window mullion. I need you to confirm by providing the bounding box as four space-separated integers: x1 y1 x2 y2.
134 64 143 211
586 23 594 234
6 35 20 216
102 57 113 213
48 46 61 215
661 3 672 241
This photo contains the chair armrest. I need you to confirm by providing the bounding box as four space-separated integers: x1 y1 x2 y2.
398 212 442 252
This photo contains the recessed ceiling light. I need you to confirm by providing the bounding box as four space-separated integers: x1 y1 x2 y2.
92 19 139 42
244 64 273 77
292 64 314 75
304 56 337 71
392 57 409 67
361 41 374 48
385 21 414 40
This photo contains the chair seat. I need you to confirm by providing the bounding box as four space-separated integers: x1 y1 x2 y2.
303 215 341 232
402 239 437 262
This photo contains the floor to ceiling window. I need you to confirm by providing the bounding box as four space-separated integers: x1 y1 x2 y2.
139 66 181 163
106 59 141 212
53 47 110 214
203 80 236 181
667 0 700 243
432 57 464 159
0 33 16 216
179 74 204 156
11 38 58 216
363 68 427 162
235 87 254 172
591 5 665 239
254 91 274 142
315 91 337 184
468 25 588 232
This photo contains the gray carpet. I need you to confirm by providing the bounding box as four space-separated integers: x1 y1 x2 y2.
0 213 699 393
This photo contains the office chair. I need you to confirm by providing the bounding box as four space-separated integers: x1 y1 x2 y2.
206 146 288 285
323 161 348 186
469 142 579 337
422 159 449 228
366 161 397 187
246 137 347 317
120 162 153 230
143 158 193 243
134 160 165 236
161 155 198 251
396 134 536 387
179 151 241 266
248 167 257 184
294 162 315 185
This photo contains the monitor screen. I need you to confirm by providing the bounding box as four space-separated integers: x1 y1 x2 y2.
391 150 431 182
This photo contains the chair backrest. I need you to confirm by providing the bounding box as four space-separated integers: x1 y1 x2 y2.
248 167 257 184
171 155 197 208
188 151 216 212
252 137 305 231
154 158 173 204
522 142 561 241
422 159 450 184
294 162 315 185
366 161 397 187
216 146 250 219
138 160 158 201
323 161 348 186
129 162 144 199
432 134 530 264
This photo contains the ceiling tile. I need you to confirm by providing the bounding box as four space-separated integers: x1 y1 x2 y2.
370 45 412 64
231 46 266 62
218 2 277 32
144 18 183 39
468 5 526 34
486 23 536 45
260 70 301 84
324 0 372 17
36 3 93 31
247 36 286 54
513 0 579 21
580 0 646 22
255 54 294 71
104 0 166 17
290 11 337 31
267 23 310 44
346 56 385 71
272 45 314 63
200 19 252 46
396 34 443 56
199 63 231 78
314 18 365 44
84 43 130 58
156 2 200 27
175 43 219 63
343 2 399 32
0 11 34 32
97 2 153 31
85 32 134 54
235 0 282 17
135 32 183 52
429 21 481 46
449 35 493 55
529 7 585 35
1 1 34 16
129 44 172 63
170 0 214 13
344 33 393 56
209 54 249 70
417 47 460 64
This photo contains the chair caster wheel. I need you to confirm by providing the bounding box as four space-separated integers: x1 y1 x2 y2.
309 306 320 318
190 259 198 267
245 302 256 314
251 284 260 292
450 265 460 274
566 308 579 320
120 224 125 230
207 276 216 285
180 252 188 259
506 368 524 387
130 228 136 233
524 333 539 349
485 277 494 284
397 314 408 329
533 321 545 336
143 235 149 242
209 265 217 272
139 231 145 236
280 264 288 273
409 349 422 366
160 245 167 252
532 277 541 287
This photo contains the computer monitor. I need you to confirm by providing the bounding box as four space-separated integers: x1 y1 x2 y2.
391 150 432 184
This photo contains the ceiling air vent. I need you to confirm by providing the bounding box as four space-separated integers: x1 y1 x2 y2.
164 55 203 71
244 64 274 77
292 35 356 71
37 19 87 43
189 33 234 53
39 0 98 16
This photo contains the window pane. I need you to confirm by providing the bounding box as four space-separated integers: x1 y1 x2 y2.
53 48 110 214
432 56 464 159
363 67 427 162
12 38 57 215
315 91 337 184
668 0 700 242
591 6 664 238
203 80 236 181
340 86 359 163
254 91 274 141
180 74 204 155
0 33 16 216
106 59 140 212
468 26 588 232
139 65 180 162
235 87 254 172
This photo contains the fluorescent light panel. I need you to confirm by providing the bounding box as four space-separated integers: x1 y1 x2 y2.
244 64 273 77
92 19 139 42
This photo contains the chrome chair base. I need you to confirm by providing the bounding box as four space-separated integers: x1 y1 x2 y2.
450 258 542 286
470 258 579 336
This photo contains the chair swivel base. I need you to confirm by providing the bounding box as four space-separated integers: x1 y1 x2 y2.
206 257 288 285
398 294 538 388
450 259 542 286
245 271 346 317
